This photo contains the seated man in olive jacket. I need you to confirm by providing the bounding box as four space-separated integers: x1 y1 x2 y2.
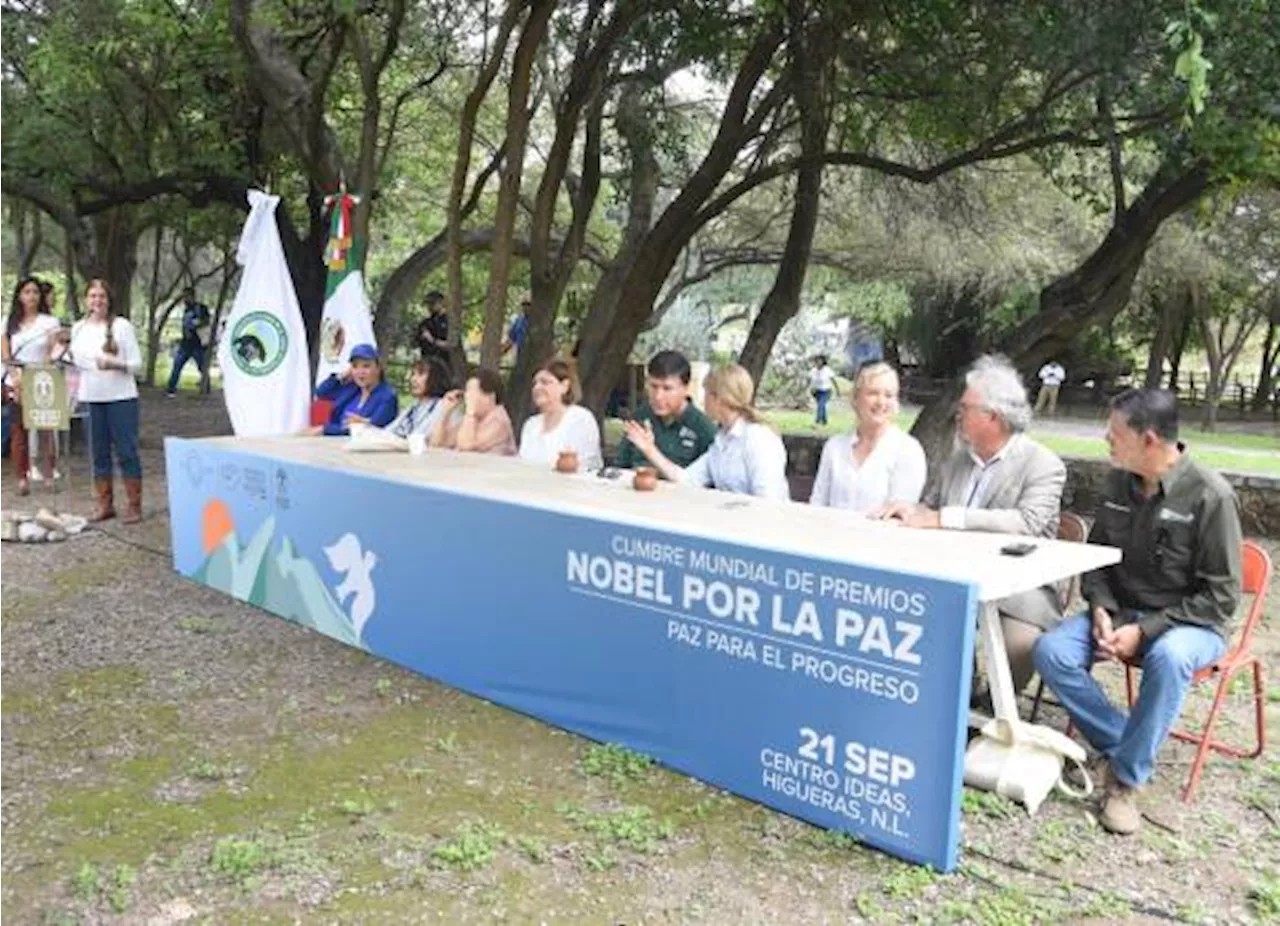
1035 388 1241 835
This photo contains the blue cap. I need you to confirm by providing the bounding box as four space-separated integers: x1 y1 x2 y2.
349 343 379 363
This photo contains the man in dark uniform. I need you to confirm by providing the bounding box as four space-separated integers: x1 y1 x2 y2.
166 287 211 397
416 290 449 367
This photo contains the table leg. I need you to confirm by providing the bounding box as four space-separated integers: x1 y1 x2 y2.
979 601 1020 728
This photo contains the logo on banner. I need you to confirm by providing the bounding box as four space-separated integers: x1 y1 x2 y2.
32 370 55 409
230 312 288 376
275 467 290 510
320 317 347 364
21 365 68 430
183 451 206 488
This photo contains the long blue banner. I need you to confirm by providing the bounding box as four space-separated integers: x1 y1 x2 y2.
166 438 977 870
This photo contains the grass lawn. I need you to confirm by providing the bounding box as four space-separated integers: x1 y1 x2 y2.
152 354 222 394
608 404 1280 478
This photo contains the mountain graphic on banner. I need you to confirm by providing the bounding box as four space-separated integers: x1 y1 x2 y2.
195 510 369 649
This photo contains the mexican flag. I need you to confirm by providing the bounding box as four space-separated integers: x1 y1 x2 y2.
315 189 376 383
219 190 311 437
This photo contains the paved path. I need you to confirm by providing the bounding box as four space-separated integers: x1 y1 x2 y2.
1026 414 1279 458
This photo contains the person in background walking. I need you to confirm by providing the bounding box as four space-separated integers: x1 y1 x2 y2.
2 277 62 494
501 292 531 359
70 279 144 522
809 355 838 426
1036 359 1066 417
166 287 211 397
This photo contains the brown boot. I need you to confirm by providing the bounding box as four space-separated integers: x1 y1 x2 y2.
89 478 116 522
1099 774 1142 835
121 477 143 524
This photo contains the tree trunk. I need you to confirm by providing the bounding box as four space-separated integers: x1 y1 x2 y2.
373 147 505 351
443 2 525 382
575 82 660 381
511 84 609 425
737 7 831 390
144 225 167 385
509 0 638 421
1252 292 1279 411
275 191 328 369
1195 283 1223 431
63 229 80 318
578 25 787 413
1168 300 1194 392
910 161 1212 464
202 249 238 395
13 202 43 277
1143 294 1174 389
479 0 555 369
92 210 139 328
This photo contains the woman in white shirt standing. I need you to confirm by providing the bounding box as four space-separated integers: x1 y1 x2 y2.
70 279 144 523
809 361 926 514
624 363 790 500
809 354 838 426
519 359 602 472
2 277 62 494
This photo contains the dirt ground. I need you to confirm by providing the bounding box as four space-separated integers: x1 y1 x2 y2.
2 391 1278 925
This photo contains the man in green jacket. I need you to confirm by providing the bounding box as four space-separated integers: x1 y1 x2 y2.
616 350 716 471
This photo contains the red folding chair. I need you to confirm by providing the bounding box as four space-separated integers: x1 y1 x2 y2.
310 399 334 428
1122 540 1272 803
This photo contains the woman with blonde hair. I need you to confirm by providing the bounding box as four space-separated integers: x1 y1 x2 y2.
809 361 925 513
519 358 602 471
623 363 789 500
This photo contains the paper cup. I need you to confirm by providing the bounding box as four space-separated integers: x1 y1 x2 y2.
408 434 426 456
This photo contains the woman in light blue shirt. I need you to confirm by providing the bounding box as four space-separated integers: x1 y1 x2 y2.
386 358 449 438
623 363 790 500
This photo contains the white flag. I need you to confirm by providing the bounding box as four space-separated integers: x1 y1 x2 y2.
315 191 376 383
219 190 311 437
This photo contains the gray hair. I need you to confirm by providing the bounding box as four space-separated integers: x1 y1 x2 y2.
965 354 1031 433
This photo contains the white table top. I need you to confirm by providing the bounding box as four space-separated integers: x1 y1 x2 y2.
185 436 1121 602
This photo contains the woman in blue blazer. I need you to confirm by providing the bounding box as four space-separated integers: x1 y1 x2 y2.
308 343 398 436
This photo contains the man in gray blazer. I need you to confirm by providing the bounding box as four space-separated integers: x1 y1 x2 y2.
880 355 1067 700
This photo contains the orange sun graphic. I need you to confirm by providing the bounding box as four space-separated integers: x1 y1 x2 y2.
202 499 235 553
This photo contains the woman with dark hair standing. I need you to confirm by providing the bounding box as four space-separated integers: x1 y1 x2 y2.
2 277 61 494
69 279 144 522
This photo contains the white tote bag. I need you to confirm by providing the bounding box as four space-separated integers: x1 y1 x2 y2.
963 717 1093 814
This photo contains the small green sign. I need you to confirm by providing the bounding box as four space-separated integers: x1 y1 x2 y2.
21 364 69 431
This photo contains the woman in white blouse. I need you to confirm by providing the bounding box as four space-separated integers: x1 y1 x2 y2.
519 359 603 472
624 363 789 500
809 362 926 514
70 279 145 524
2 276 62 494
